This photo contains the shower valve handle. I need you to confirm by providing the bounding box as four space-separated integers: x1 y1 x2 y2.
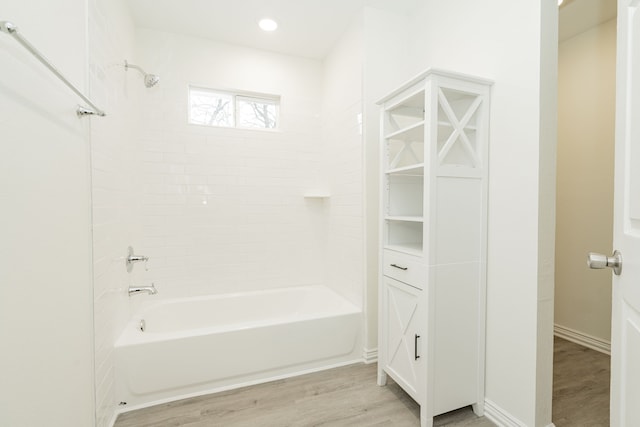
126 246 149 272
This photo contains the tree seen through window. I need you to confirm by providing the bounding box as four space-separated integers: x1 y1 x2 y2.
188 87 279 129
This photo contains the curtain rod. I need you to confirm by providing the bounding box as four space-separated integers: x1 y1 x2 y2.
1 20 106 117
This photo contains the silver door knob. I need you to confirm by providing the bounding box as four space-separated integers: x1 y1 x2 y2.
587 250 622 275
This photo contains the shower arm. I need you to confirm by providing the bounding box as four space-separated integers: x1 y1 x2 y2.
124 59 159 88
124 60 147 76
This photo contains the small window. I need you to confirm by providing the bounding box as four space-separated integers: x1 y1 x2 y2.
237 96 278 129
189 88 234 127
189 87 279 130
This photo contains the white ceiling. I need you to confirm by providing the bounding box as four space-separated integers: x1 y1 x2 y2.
127 0 366 60
559 0 617 42
128 0 618 59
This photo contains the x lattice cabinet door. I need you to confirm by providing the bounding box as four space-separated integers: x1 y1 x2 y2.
380 276 424 402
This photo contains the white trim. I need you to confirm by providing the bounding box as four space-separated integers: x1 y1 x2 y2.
363 347 378 364
554 324 611 355
483 399 527 427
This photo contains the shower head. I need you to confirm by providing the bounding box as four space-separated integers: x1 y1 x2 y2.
125 60 160 88
144 74 160 88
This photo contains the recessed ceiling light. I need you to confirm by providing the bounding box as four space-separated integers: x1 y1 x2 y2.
259 18 278 32
558 0 563 5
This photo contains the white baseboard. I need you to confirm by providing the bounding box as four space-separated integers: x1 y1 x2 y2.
485 324 605 427
484 399 527 427
363 347 378 364
554 324 611 355
484 399 556 427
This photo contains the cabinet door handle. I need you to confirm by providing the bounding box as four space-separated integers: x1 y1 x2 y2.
414 334 421 360
390 263 408 271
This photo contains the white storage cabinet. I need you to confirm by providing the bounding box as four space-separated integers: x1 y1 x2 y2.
377 69 492 427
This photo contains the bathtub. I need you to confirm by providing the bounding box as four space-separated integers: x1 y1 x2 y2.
114 285 362 408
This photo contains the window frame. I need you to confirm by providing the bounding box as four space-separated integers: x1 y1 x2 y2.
188 86 280 131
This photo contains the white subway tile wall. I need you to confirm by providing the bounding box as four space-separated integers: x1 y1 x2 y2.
88 13 364 426
133 29 335 298
89 0 139 426
321 18 364 307
323 101 364 306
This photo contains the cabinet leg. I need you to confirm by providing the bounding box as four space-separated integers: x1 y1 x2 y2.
377 368 387 386
472 401 485 416
420 406 433 427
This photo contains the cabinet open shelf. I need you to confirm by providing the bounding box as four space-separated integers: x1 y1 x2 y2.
385 121 425 141
385 215 424 222
383 243 423 257
385 219 423 256
387 140 424 171
387 174 423 218
386 163 425 176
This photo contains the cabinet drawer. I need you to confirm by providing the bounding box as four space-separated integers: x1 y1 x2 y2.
383 250 426 289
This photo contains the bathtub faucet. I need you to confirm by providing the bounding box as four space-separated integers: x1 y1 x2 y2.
128 283 157 297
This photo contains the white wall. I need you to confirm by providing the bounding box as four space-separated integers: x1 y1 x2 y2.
555 18 616 344
360 2 558 422
321 17 365 307
133 29 327 298
360 6 558 422
397 1 557 425
0 0 95 426
88 0 139 425
362 3 412 355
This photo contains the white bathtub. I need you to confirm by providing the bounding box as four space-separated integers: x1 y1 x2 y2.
114 285 362 408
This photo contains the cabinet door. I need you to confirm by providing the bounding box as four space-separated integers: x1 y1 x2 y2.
380 276 424 402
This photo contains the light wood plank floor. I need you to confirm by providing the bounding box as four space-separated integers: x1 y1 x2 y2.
552 337 610 426
115 337 610 427
114 363 493 427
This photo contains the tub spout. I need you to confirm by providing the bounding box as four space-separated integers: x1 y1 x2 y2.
128 283 157 296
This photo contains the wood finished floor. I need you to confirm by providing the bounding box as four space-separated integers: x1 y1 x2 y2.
115 337 609 427
552 337 610 426
114 363 493 427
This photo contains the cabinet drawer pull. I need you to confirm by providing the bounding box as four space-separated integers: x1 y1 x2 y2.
390 263 408 271
415 334 421 360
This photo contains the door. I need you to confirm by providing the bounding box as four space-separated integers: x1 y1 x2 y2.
611 1 640 424
380 276 424 402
